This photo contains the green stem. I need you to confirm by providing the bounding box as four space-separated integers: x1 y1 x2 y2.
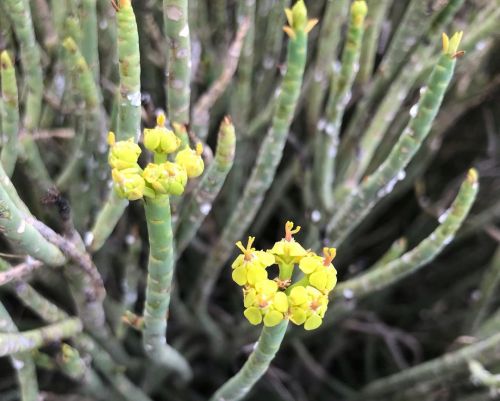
209 321 288 401
327 45 460 245
0 318 83 357
116 0 141 140
362 331 500 397
195 6 310 307
317 1 367 211
334 170 478 299
163 0 191 125
143 196 192 380
0 302 39 401
175 117 236 254
0 51 19 176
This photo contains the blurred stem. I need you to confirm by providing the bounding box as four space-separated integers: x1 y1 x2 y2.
209 321 288 401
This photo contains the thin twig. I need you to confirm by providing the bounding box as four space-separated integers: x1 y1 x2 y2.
0 259 43 286
192 19 250 129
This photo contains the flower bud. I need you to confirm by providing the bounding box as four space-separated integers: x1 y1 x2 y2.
112 168 146 200
175 144 204 178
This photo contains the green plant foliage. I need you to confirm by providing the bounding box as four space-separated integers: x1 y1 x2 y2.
0 0 499 400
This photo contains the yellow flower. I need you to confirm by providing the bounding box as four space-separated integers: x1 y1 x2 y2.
243 279 289 327
142 162 187 196
108 133 142 171
288 285 329 330
231 237 275 286
298 247 337 294
175 143 204 178
143 113 181 154
268 221 308 265
283 0 318 40
442 31 464 58
112 168 152 200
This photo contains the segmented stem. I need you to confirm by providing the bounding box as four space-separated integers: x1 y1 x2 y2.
317 1 367 210
0 52 19 177
143 196 192 379
0 318 83 357
209 321 288 401
175 117 236 254
327 45 460 245
0 302 38 401
196 9 310 306
164 0 191 124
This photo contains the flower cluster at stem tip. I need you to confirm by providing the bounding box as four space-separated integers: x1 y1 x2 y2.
232 221 338 330
108 113 204 200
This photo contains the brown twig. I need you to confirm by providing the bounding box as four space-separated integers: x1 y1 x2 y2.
0 259 43 286
191 18 250 129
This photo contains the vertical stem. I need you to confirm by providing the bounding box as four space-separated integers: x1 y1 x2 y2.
142 196 192 379
209 321 288 401
0 302 39 401
163 0 191 125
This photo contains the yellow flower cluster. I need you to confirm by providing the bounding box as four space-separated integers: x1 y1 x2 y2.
108 113 204 200
232 221 338 330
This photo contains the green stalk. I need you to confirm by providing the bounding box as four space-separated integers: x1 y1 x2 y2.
368 237 407 272
0 180 65 266
194 1 311 307
12 282 154 401
316 1 367 211
362 331 500 397
143 196 192 380
0 318 83 356
253 0 289 109
230 0 255 132
116 0 141 140
163 0 191 125
0 302 38 401
89 191 128 251
3 0 43 130
333 169 478 298
467 247 500 332
0 51 19 177
356 0 391 84
326 40 461 245
80 0 99 80
90 0 140 251
336 0 465 187
209 321 288 401
4 0 52 191
175 117 236 254
305 0 349 129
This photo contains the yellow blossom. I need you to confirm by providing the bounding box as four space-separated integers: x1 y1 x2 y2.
112 168 152 200
288 285 329 330
231 237 275 286
143 113 180 154
298 247 337 293
175 143 204 178
142 162 187 196
108 135 142 171
243 279 289 327
268 221 308 265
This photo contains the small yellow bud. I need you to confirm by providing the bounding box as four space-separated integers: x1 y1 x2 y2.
107 131 116 146
175 147 204 178
467 168 478 183
143 162 187 196
112 168 147 200
351 0 368 26
108 138 142 170
0 51 13 69
283 0 317 38
62 37 78 52
156 112 166 127
442 31 464 58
